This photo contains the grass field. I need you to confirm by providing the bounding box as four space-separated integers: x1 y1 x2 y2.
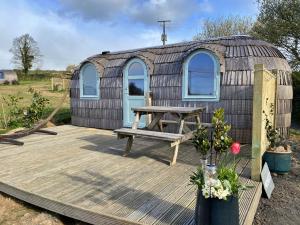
0 79 70 134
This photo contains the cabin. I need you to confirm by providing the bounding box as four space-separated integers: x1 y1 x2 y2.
0 70 18 84
70 35 293 143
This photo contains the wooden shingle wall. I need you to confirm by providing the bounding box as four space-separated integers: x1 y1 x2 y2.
70 36 292 143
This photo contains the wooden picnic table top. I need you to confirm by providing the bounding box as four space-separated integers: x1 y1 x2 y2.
131 106 205 114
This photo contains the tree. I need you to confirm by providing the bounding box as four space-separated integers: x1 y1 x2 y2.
194 16 254 40
10 34 42 75
66 64 76 73
251 0 300 70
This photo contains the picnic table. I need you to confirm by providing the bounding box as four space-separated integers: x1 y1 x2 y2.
114 106 206 165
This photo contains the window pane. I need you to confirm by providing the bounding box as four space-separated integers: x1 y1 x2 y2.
188 53 215 95
0 72 4 79
82 64 98 96
128 62 144 76
129 79 144 96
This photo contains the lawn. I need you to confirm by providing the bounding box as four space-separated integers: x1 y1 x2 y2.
0 79 70 134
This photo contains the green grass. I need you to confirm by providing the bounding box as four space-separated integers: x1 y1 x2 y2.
290 128 300 135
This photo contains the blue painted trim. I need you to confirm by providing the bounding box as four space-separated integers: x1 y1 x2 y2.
123 58 148 127
79 63 100 100
182 50 220 102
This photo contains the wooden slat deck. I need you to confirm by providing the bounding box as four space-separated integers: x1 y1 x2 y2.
0 125 261 225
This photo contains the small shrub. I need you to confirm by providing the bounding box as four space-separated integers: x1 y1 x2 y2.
11 80 19 85
23 88 49 128
212 108 232 154
1 88 50 129
51 108 71 125
192 126 210 159
2 95 24 128
3 80 10 85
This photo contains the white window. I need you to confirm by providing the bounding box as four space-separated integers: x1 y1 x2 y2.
80 63 100 99
182 50 220 101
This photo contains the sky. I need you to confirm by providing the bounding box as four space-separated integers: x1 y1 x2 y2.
0 0 258 70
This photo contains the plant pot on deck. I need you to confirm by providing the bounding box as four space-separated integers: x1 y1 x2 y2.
194 191 239 225
194 190 210 225
210 196 239 225
263 146 292 174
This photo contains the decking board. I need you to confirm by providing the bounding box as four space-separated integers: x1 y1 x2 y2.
0 125 260 225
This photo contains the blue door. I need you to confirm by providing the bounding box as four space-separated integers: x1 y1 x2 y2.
123 59 148 127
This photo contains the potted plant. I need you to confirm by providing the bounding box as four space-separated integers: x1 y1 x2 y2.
192 126 211 169
263 109 292 174
190 108 247 225
191 125 212 224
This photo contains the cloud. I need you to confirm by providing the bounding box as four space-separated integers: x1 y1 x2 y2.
59 0 132 22
130 0 213 26
59 0 213 26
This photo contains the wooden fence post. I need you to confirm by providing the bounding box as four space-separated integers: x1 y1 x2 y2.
51 77 54 91
251 64 276 181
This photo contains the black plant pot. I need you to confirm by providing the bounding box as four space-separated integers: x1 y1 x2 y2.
194 191 239 225
194 190 211 225
210 196 239 225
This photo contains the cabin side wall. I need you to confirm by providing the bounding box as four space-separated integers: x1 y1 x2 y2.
70 69 123 129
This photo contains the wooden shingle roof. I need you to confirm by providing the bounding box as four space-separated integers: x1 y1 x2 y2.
78 35 286 78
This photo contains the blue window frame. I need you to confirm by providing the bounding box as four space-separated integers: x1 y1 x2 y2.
0 72 4 80
182 50 220 101
79 63 100 99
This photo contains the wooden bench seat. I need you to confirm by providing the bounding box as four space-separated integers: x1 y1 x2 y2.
114 128 184 141
114 128 185 165
160 120 213 128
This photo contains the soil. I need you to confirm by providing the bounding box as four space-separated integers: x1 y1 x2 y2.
254 130 300 225
0 192 87 225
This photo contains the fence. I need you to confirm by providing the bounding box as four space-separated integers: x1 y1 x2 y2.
51 78 70 91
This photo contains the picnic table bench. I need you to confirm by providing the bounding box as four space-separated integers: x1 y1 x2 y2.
114 106 206 165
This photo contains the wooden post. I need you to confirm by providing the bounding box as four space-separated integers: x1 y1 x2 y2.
251 64 276 181
145 91 152 125
62 79 65 90
271 69 279 128
51 77 54 91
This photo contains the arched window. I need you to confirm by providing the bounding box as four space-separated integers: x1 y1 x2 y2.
80 63 100 99
183 50 220 101
126 59 147 96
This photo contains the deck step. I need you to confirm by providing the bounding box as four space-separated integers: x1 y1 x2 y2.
114 128 184 142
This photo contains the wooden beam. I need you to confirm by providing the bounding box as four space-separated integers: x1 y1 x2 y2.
251 64 276 181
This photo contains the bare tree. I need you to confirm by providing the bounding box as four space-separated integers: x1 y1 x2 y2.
194 16 254 40
10 34 42 75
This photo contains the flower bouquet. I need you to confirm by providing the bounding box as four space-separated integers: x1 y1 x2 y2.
190 108 248 225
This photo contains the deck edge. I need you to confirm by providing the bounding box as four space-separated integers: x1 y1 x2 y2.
0 181 142 225
242 183 262 225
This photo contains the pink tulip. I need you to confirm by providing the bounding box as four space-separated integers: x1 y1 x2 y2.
231 142 240 155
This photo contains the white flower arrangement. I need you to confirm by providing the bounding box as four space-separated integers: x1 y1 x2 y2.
202 178 232 200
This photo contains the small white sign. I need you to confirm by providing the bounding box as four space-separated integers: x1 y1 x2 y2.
261 163 275 199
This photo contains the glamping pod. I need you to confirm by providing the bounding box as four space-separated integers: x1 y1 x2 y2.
70 35 292 143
